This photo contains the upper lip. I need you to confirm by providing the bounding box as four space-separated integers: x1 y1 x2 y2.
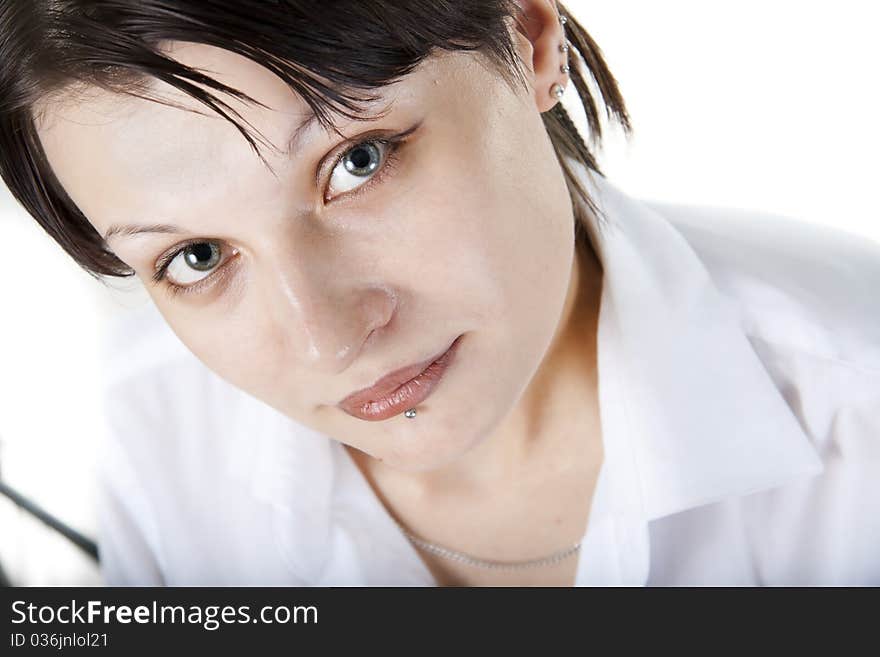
337 338 456 409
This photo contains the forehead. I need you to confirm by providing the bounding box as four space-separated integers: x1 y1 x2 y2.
37 45 388 157
34 41 472 150
37 42 394 140
33 45 389 225
33 45 488 237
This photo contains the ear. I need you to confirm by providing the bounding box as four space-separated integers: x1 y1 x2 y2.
509 0 569 113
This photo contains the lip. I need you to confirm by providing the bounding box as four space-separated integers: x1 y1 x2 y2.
336 334 463 421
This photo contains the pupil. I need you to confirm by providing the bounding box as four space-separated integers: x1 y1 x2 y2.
351 148 371 169
185 243 217 271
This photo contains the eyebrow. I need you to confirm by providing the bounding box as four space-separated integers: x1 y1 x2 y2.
104 224 186 242
103 222 187 242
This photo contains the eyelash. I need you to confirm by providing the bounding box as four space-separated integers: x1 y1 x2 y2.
151 134 408 299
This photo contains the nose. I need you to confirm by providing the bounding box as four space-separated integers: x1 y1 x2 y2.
261 244 398 375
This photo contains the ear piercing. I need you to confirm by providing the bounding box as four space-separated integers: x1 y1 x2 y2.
550 12 569 100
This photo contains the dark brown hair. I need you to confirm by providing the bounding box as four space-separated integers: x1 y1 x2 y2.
0 0 632 280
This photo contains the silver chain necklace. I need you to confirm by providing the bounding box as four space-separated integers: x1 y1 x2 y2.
393 519 582 571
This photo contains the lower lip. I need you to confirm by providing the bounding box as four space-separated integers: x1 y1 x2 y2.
340 335 463 421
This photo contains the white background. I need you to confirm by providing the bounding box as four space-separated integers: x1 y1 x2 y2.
569 0 879 242
0 0 877 585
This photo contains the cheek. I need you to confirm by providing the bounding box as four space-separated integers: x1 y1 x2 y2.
409 160 571 331
390 160 515 321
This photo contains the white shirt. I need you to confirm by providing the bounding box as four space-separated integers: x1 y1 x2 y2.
96 157 880 586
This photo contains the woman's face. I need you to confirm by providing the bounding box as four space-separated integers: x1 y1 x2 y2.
36 39 578 472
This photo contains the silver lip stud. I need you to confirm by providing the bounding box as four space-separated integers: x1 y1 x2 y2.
550 83 565 99
404 408 417 418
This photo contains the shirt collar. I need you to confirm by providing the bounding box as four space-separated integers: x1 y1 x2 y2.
573 157 825 522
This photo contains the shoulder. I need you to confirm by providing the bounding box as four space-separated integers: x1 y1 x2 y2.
97 302 272 487
644 199 880 373
95 302 335 584
95 301 336 584
643 200 880 462
101 301 207 390
635 203 880 584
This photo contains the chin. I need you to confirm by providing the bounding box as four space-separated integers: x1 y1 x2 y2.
379 401 503 474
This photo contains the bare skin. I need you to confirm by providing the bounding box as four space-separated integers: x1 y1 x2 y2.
350 238 604 586
35 0 605 585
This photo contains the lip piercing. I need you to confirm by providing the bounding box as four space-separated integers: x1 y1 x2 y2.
405 408 417 418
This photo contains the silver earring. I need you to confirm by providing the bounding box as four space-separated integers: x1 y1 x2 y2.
404 408 417 418
554 15 569 94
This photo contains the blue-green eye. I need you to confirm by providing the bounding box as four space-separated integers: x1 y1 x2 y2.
328 141 389 196
164 242 222 285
